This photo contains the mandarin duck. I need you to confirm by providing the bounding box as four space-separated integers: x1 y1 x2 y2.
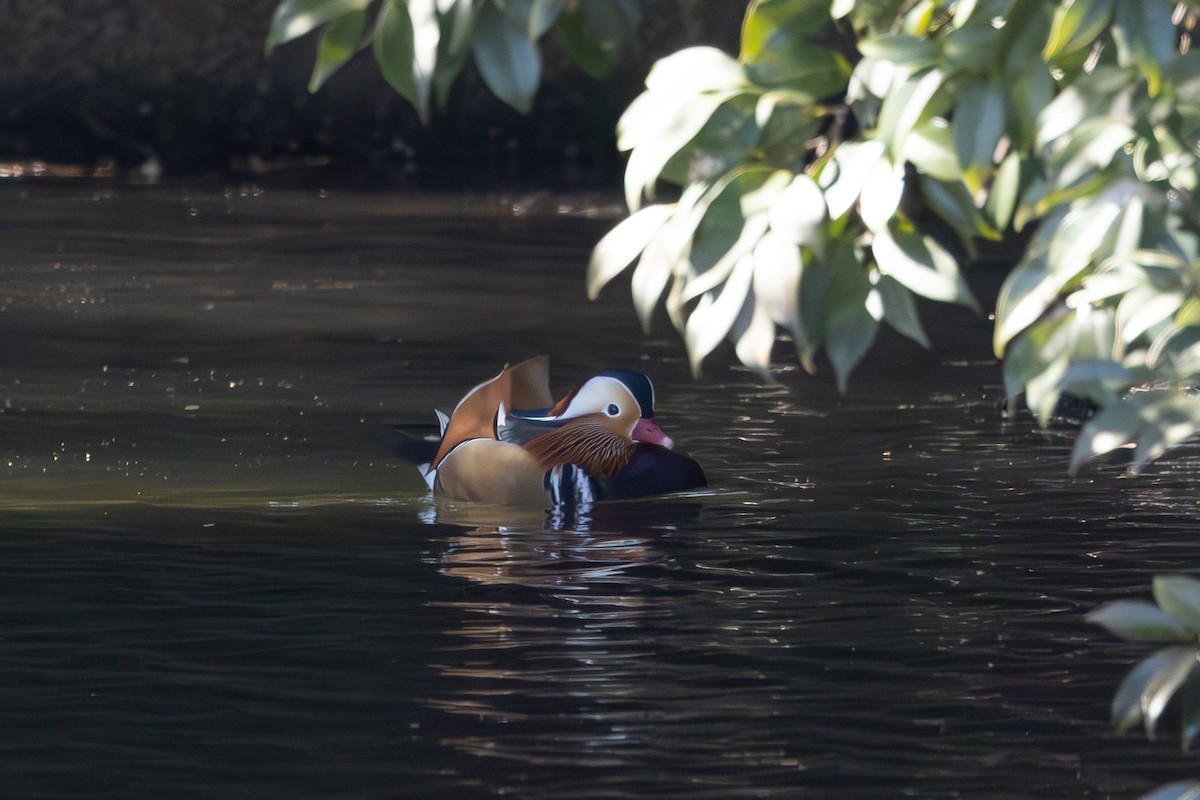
402 356 706 506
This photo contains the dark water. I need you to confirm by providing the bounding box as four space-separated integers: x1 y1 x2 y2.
3 183 1199 799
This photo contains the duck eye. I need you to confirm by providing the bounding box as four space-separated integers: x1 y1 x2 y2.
605 403 620 416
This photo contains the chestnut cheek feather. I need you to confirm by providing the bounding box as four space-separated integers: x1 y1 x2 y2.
523 417 635 477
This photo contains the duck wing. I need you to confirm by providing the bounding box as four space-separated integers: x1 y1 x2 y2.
429 355 553 472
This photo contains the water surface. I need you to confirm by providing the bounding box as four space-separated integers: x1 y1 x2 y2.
2 183 1199 799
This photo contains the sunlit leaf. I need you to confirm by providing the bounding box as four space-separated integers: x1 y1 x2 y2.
472 0 542 113
879 67 945 157
904 118 960 182
1144 646 1200 739
953 79 1005 178
1112 0 1176 96
685 251 757 375
858 33 939 67
1110 645 1197 734
646 46 747 93
1133 397 1200 472
994 248 1059 357
683 202 771 300
631 188 710 331
1043 0 1114 62
858 155 905 233
821 139 885 219
987 151 1022 232
618 91 733 210
1154 576 1200 634
308 10 368 92
872 224 980 311
731 293 779 379
742 0 831 60
830 0 856 21
1070 399 1139 472
752 229 808 361
1089 600 1195 643
267 0 371 51
767 173 826 248
1047 195 1125 280
588 204 674 299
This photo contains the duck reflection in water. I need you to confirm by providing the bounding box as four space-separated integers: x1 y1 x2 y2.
394 356 707 514
425 518 672 767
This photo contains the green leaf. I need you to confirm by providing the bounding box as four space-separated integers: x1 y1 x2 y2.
434 0 479 107
685 242 760 375
872 224 980 311
527 0 565 38
858 155 905 233
373 0 423 120
879 67 945 158
986 151 1022 232
731 293 779 379
876 274 929 347
752 229 809 363
267 0 371 51
1089 600 1195 643
1155 576 1200 633
1111 646 1198 734
904 118 961 182
647 46 747 94
472 0 542 113
742 0 831 60
767 173 826 248
588 204 674 299
810 241 878 392
994 247 1056 357
830 0 856 21
954 79 1006 178
1043 0 1114 62
740 2 850 98
920 177 994 249
857 33 939 67
555 0 629 78
942 23 1001 73
408 0 440 117
821 139 886 219
619 91 734 210
308 10 368 92
1069 392 1139 472
745 42 851 98
1112 0 1176 96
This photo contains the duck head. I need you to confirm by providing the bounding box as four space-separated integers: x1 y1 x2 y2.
515 370 675 477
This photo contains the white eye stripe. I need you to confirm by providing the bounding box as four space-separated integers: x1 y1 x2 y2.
558 377 639 420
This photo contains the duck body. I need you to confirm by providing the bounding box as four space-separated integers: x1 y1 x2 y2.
406 356 706 506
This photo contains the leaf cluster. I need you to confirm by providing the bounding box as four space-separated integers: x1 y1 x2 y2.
266 0 644 121
1090 575 1200 751
268 0 1200 472
586 0 1200 471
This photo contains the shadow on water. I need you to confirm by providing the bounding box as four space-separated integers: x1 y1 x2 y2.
4 183 1200 798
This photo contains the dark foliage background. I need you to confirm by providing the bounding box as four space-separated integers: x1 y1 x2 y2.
0 0 746 183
